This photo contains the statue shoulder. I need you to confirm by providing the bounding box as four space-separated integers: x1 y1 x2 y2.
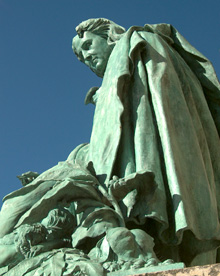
66 143 89 165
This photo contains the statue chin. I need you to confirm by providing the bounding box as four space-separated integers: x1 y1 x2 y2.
91 67 104 78
90 63 106 78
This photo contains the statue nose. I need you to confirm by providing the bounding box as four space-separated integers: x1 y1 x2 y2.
83 51 92 61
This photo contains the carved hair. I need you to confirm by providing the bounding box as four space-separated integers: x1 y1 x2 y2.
75 18 126 45
41 207 76 238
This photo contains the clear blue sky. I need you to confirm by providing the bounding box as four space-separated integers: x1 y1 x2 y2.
0 0 219 207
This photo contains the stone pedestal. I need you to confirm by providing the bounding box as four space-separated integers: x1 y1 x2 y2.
124 263 220 276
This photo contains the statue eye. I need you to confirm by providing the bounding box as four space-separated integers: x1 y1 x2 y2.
83 40 92 50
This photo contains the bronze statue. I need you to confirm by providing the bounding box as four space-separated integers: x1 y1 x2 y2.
0 18 220 275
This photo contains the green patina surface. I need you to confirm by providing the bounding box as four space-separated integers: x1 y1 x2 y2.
0 18 220 275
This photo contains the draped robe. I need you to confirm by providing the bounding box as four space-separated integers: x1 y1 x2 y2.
86 24 220 245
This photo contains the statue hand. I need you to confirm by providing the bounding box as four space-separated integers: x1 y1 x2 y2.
107 176 125 190
26 244 44 258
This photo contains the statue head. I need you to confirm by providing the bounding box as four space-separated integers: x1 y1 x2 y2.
72 18 125 77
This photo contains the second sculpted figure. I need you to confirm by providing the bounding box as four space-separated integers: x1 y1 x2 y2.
0 18 220 275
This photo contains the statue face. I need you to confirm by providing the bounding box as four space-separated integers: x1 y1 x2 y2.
72 31 113 77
